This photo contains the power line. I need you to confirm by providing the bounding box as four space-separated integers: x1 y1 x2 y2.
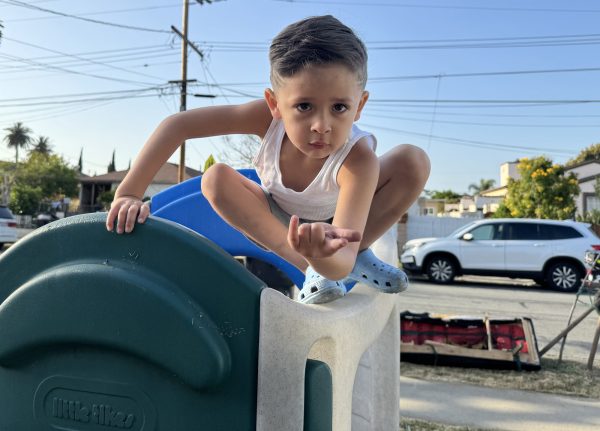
273 0 600 14
370 66 600 82
0 44 176 66
370 99 600 105
2 36 166 82
3 2 183 22
0 0 172 33
0 91 180 108
0 87 168 103
0 52 158 86
360 123 572 156
364 112 600 128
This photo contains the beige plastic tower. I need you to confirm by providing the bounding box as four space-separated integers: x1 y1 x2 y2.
256 283 401 431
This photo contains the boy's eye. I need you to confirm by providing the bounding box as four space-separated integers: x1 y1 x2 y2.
332 104 348 113
296 103 311 112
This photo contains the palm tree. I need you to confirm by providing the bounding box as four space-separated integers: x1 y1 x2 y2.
30 136 52 156
3 122 32 165
468 178 496 195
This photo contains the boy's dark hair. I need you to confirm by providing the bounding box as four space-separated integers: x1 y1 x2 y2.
269 15 368 89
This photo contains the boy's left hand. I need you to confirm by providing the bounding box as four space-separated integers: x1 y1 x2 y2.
287 215 361 259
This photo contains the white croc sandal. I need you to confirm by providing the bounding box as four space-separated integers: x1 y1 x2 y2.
343 248 408 293
299 267 346 304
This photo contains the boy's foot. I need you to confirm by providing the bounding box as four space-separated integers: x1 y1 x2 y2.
343 248 408 293
299 267 346 304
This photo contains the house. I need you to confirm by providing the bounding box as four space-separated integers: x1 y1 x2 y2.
565 160 600 216
78 163 201 213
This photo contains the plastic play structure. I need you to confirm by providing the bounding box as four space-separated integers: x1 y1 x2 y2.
0 171 401 430
151 169 305 288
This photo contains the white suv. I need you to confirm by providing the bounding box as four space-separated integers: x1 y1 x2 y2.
400 218 600 292
0 205 18 249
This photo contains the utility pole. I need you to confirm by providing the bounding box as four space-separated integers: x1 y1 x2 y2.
177 0 190 183
172 0 212 183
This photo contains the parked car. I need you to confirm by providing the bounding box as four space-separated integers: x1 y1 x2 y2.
0 205 18 249
400 218 600 292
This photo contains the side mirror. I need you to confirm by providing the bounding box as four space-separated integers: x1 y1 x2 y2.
462 233 474 241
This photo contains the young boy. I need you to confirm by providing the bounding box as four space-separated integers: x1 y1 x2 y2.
106 15 430 304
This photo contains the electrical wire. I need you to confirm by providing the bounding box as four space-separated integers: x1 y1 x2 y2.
360 123 573 156
2 36 166 82
3 2 183 22
0 0 172 33
363 112 600 128
0 52 159 86
273 0 600 14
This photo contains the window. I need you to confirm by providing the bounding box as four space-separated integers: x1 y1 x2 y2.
538 224 583 240
0 206 13 219
504 223 539 240
469 224 496 240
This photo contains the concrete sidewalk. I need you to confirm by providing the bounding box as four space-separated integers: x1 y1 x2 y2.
400 376 600 431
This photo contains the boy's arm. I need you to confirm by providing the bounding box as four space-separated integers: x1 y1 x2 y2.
291 138 379 279
107 100 272 233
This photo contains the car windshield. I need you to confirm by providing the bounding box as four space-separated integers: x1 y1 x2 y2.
0 206 14 219
447 221 477 238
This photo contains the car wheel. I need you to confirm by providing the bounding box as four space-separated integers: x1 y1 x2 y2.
426 256 456 284
545 261 583 292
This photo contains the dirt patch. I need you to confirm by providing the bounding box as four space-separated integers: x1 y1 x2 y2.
400 418 499 431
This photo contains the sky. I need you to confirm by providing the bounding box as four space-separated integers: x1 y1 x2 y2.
0 0 599 194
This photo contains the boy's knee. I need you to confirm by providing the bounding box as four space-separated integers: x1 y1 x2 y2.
391 144 431 184
201 163 233 199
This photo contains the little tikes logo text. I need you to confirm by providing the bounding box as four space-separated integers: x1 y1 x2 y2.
52 397 135 429
34 376 156 431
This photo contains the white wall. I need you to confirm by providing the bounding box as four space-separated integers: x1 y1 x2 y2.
407 215 480 240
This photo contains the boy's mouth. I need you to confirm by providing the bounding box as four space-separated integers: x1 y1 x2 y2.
309 140 327 148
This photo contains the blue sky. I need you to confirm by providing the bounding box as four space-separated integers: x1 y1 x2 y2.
1 0 599 194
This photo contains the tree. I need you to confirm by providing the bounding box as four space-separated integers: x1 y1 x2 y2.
493 156 579 220
468 178 496 195
217 135 260 168
9 183 42 215
77 148 83 173
426 189 462 203
98 190 115 210
3 122 32 165
203 154 216 172
13 152 78 206
566 142 600 166
30 136 52 156
107 150 116 173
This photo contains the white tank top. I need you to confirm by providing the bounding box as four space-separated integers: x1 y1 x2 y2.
253 118 375 220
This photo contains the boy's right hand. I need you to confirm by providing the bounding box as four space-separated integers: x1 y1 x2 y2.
106 195 150 234
287 215 361 259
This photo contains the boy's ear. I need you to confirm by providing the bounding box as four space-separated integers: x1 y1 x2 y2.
264 88 281 119
354 91 369 121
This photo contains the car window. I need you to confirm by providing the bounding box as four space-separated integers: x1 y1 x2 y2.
468 224 496 240
0 206 13 219
539 224 583 240
504 223 539 240
448 221 477 238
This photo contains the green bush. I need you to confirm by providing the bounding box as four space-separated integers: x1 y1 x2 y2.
9 183 42 215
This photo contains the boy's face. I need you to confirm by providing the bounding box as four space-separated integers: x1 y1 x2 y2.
265 64 369 160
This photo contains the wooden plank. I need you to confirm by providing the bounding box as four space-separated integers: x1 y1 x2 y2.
521 318 540 364
401 342 535 364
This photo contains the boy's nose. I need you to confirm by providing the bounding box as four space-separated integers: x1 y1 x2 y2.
310 115 331 134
